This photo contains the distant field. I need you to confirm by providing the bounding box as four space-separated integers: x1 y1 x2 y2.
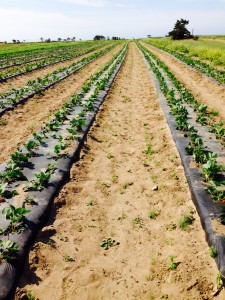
0 40 106 56
201 35 225 40
145 37 225 66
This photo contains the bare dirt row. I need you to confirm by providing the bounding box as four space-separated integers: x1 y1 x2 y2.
0 44 113 95
142 42 225 125
0 44 123 164
14 43 225 300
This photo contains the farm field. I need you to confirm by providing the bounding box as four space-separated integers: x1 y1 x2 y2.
145 37 225 66
0 39 225 299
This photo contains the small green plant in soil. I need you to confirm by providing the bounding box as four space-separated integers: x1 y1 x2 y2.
143 144 154 155
0 240 19 262
99 238 119 250
209 246 218 258
132 216 144 228
107 153 114 159
87 199 96 206
171 172 179 180
111 174 118 183
148 209 159 219
168 255 179 271
166 222 177 231
120 182 133 194
178 211 194 231
216 274 224 290
26 291 35 300
64 255 75 262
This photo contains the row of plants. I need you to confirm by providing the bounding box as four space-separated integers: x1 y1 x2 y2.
138 43 225 215
144 41 225 85
0 40 108 68
0 44 127 264
0 43 108 82
0 43 118 112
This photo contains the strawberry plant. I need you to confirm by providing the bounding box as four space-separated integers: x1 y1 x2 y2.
0 240 19 262
24 170 52 191
2 205 30 233
202 159 224 181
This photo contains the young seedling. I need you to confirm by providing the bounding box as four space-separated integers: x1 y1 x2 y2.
168 255 179 271
99 238 119 250
64 255 75 262
148 209 159 219
143 144 154 155
0 240 19 262
87 199 96 206
132 216 144 228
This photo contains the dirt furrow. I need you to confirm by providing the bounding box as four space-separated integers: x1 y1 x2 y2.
0 45 111 94
15 43 224 300
142 43 225 124
0 44 123 164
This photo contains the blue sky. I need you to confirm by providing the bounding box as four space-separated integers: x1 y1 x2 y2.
0 0 225 41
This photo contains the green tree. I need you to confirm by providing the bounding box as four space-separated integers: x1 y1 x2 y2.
168 19 192 40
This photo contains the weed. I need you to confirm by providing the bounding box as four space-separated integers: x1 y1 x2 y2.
87 199 96 206
216 274 224 290
99 238 119 250
143 144 154 155
107 153 114 159
120 182 133 194
171 172 179 180
26 291 35 300
178 211 194 231
111 174 118 183
148 209 159 219
64 255 75 262
101 182 111 188
0 120 7 126
166 222 176 232
118 211 127 220
209 246 218 258
132 216 144 228
168 255 179 270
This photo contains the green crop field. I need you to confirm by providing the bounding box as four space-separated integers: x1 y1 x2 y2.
145 37 225 66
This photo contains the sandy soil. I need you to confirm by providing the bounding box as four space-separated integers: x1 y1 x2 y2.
142 43 225 124
0 45 111 95
14 43 225 300
0 44 123 164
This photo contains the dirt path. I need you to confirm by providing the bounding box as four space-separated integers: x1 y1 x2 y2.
0 44 123 164
142 43 225 124
0 45 111 95
15 43 224 300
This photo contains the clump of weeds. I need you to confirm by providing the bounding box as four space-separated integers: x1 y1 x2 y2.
132 216 144 228
178 209 194 231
